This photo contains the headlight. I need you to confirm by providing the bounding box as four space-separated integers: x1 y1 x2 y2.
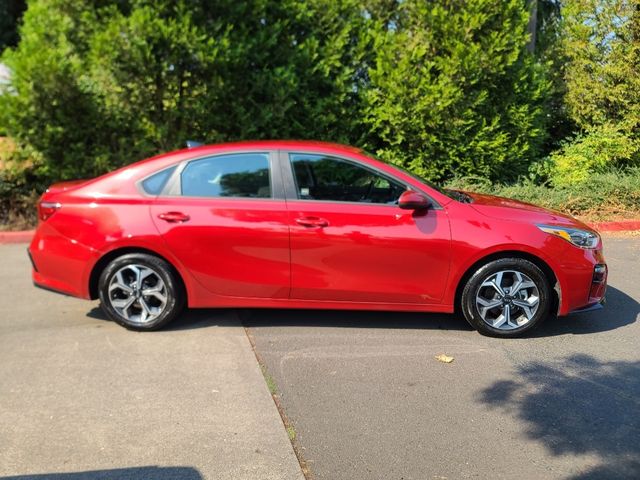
537 224 600 249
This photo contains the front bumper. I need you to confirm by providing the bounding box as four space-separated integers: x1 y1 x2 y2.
569 297 606 315
555 241 607 315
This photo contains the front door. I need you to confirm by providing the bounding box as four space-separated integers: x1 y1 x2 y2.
150 151 290 299
284 152 451 304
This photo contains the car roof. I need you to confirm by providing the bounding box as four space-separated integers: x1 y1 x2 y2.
128 140 364 170
75 139 453 207
178 140 364 155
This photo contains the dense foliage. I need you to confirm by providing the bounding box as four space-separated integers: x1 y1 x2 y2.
0 0 367 179
0 0 639 208
363 0 550 181
551 0 640 184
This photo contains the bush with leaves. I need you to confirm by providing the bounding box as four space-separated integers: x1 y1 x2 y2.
550 124 639 185
446 167 640 220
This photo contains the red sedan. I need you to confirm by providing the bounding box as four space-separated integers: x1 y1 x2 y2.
29 141 607 337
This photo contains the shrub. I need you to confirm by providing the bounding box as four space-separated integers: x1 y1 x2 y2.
0 137 40 230
550 124 639 186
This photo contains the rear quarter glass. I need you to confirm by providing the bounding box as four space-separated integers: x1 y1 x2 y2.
141 165 178 195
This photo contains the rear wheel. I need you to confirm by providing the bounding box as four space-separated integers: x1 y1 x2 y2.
98 253 184 331
461 258 551 337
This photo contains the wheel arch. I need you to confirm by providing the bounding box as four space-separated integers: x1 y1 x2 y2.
453 250 560 315
88 246 188 302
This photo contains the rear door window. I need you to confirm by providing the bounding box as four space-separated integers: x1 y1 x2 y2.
181 153 271 198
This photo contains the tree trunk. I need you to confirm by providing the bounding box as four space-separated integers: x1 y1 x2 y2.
527 0 538 53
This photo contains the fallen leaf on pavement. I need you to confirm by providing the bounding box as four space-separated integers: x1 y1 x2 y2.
435 354 454 363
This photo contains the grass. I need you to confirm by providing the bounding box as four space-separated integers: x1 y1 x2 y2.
261 365 278 396
244 327 311 478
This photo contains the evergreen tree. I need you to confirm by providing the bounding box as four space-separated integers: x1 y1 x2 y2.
562 0 640 131
361 0 551 182
0 0 366 180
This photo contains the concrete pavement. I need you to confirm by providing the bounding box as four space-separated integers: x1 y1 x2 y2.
2 236 639 479
247 236 640 480
0 244 303 480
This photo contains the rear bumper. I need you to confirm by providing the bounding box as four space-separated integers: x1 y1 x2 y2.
28 223 96 299
32 277 75 297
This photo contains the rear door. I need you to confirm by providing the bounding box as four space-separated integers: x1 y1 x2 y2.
149 151 290 299
282 151 451 304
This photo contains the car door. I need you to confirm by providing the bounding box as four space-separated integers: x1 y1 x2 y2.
149 151 290 299
283 151 451 304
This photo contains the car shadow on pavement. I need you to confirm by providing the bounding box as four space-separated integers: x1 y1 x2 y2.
86 303 473 331
534 285 638 337
2 466 202 479
240 308 473 331
85 285 636 336
479 354 640 479
85 306 242 331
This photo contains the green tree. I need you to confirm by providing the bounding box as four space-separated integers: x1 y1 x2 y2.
361 0 551 182
562 0 640 130
531 0 577 153
0 0 367 180
549 0 640 184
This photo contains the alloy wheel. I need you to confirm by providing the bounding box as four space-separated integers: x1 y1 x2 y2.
108 264 168 325
475 270 540 330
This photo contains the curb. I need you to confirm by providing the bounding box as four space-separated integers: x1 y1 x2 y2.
0 220 638 244
589 220 640 232
0 230 34 244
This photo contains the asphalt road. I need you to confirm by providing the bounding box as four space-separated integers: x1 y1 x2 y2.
0 244 303 480
248 236 640 480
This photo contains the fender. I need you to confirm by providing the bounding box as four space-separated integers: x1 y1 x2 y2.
443 242 564 311
83 238 209 306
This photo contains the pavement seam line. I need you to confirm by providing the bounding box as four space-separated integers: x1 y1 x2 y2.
242 320 312 480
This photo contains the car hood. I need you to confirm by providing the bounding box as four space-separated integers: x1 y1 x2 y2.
462 191 592 229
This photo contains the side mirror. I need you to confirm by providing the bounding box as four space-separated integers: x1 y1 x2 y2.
398 190 430 210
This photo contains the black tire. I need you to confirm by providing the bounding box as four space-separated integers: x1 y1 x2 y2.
461 258 551 338
98 253 185 331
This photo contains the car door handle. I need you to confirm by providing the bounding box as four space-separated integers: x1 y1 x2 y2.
158 211 190 223
295 216 329 228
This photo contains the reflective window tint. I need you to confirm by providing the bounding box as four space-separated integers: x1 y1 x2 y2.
289 153 405 204
181 153 271 198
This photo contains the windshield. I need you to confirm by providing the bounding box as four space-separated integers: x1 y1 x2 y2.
367 154 468 202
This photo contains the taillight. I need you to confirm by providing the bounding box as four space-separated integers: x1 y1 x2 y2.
38 201 61 221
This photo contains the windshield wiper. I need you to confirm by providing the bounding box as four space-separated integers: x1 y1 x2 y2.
445 189 473 203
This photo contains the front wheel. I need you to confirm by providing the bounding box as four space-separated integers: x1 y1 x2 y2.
98 253 185 331
461 258 551 338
